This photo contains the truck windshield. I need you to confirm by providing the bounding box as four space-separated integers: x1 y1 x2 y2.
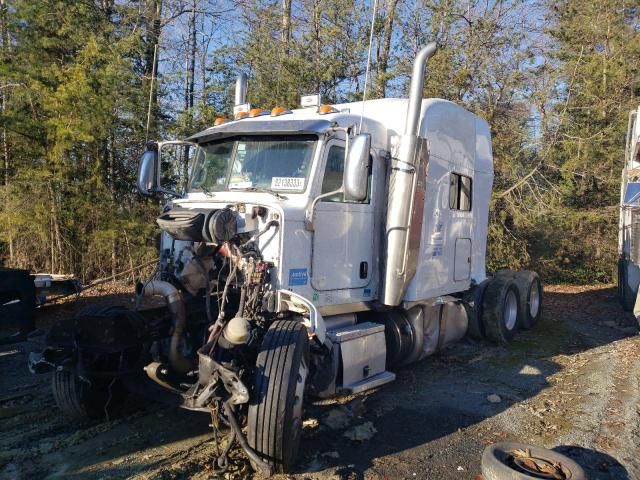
189 135 317 193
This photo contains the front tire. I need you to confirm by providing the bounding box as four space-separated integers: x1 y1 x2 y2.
248 320 309 473
482 276 520 344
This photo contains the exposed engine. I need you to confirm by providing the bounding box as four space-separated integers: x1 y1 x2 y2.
137 203 282 472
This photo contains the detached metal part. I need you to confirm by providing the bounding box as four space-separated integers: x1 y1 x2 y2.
196 351 249 406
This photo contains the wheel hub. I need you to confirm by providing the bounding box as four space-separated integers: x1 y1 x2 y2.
503 290 518 331
529 284 541 318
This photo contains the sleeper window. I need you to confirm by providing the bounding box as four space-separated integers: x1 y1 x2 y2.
449 173 472 211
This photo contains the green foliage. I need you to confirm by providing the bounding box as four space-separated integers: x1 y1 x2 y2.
0 0 159 279
0 0 638 286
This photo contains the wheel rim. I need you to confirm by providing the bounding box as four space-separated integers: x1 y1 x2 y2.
503 290 518 331
529 283 540 318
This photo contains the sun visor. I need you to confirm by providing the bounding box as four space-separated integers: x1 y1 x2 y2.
187 119 334 143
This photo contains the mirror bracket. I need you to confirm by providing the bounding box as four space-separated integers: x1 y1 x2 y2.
304 188 342 231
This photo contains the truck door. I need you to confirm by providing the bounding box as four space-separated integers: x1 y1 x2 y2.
449 172 473 283
311 141 374 291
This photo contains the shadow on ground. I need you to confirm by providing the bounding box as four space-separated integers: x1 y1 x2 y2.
0 285 636 479
293 286 636 478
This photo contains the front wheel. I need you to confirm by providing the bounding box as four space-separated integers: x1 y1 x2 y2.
247 320 309 473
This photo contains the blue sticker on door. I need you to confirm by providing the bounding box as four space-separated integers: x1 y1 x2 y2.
288 268 308 286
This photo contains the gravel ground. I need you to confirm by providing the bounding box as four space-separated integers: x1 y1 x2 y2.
0 284 639 480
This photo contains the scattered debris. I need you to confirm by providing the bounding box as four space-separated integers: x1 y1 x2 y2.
518 365 542 376
323 409 351 430
303 418 320 430
343 422 377 441
321 451 340 459
597 320 617 328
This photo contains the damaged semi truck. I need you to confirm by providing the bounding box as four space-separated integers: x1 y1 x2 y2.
619 104 640 312
29 44 543 474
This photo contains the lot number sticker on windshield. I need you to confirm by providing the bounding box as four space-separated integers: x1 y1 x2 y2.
271 177 305 190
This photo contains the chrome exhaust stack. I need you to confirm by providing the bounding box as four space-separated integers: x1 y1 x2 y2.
234 73 248 107
382 42 437 306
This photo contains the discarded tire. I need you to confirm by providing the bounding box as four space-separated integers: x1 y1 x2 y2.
51 305 133 420
482 441 586 480
482 276 520 343
247 320 309 473
514 271 543 329
52 370 116 420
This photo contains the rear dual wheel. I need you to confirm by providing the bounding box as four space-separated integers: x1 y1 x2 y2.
514 271 542 330
482 276 520 343
482 271 543 344
618 258 636 312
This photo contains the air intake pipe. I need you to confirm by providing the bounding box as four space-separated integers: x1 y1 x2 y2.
142 280 193 374
382 42 437 306
235 73 248 107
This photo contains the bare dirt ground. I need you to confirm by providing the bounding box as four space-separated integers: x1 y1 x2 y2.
1 284 639 480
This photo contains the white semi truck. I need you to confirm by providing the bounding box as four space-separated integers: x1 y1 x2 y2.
29 44 543 474
619 105 640 312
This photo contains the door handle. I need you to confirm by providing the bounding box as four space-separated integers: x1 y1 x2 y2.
359 261 368 279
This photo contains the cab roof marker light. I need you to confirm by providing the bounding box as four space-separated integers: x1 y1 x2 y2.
318 105 339 115
214 117 229 126
271 106 292 117
235 111 249 120
249 108 270 118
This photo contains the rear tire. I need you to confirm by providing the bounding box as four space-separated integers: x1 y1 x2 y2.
482 276 520 344
248 320 309 473
618 258 636 312
463 279 490 339
514 271 543 329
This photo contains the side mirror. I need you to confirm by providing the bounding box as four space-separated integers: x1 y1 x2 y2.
343 134 370 202
137 149 158 197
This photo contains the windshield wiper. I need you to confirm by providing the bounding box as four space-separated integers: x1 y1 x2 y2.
230 186 287 200
194 185 215 197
